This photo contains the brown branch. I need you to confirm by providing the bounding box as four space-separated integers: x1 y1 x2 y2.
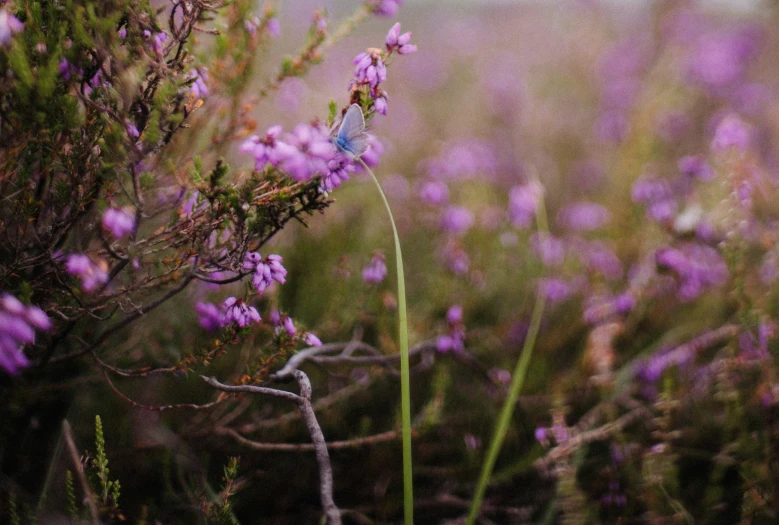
202 373 342 525
62 420 101 525
214 427 403 451
102 370 225 412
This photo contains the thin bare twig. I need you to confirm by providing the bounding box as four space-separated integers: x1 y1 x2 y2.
202 373 342 525
62 420 100 525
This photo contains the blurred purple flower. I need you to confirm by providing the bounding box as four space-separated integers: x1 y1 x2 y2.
558 202 610 231
283 316 296 337
440 206 474 236
656 243 728 301
446 305 463 325
144 30 168 58
189 68 208 99
195 302 222 332
507 182 542 228
240 125 283 172
711 113 752 152
370 0 403 17
304 333 322 347
418 181 449 206
0 293 51 375
362 253 387 285
275 123 336 181
687 27 762 92
65 254 109 293
102 207 135 239
0 9 23 47
537 278 575 303
678 155 714 181
531 233 565 267
267 17 281 38
595 110 630 143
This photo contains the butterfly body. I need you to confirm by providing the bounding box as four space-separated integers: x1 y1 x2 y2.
333 104 369 158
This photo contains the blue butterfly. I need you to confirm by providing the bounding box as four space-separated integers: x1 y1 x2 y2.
333 104 369 158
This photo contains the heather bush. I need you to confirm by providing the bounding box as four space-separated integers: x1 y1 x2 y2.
4 0 779 524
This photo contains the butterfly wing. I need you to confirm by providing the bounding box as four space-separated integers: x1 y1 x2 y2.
336 104 369 157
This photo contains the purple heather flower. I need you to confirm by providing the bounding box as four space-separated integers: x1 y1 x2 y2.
583 292 635 324
508 182 542 228
436 332 464 353
245 16 261 35
118 27 127 39
359 135 384 167
304 332 322 347
267 17 281 38
283 316 296 337
385 22 416 55
239 125 283 172
0 9 23 47
371 0 403 17
464 433 482 451
441 244 470 275
189 68 208 99
353 51 387 89
534 426 548 443
631 176 672 205
144 30 168 58
418 181 449 206
440 206 474 236
437 304 466 353
558 202 610 231
195 302 222 332
125 122 140 140
594 110 629 143
711 114 752 152
655 243 729 301
531 234 565 267
65 254 109 293
537 278 575 304
362 253 387 285
686 27 762 92
678 155 714 181
222 297 261 328
373 93 388 115
0 293 51 375
244 252 287 294
275 123 336 181
760 252 778 285
102 207 135 239
575 240 623 280
59 59 81 82
446 305 463 325
320 152 355 193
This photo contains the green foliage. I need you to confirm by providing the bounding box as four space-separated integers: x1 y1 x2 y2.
202 457 241 525
65 470 79 522
91 415 122 515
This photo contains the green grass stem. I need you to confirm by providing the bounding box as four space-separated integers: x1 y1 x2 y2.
359 159 414 524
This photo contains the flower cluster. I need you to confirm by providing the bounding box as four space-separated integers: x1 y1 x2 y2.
655 243 729 301
0 294 51 374
362 253 387 285
189 68 209 99
65 254 109 293
243 252 287 294
437 305 465 353
0 8 23 47
222 297 261 328
385 23 417 55
102 207 136 239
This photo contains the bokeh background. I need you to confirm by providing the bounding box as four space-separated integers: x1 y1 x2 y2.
7 0 779 523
